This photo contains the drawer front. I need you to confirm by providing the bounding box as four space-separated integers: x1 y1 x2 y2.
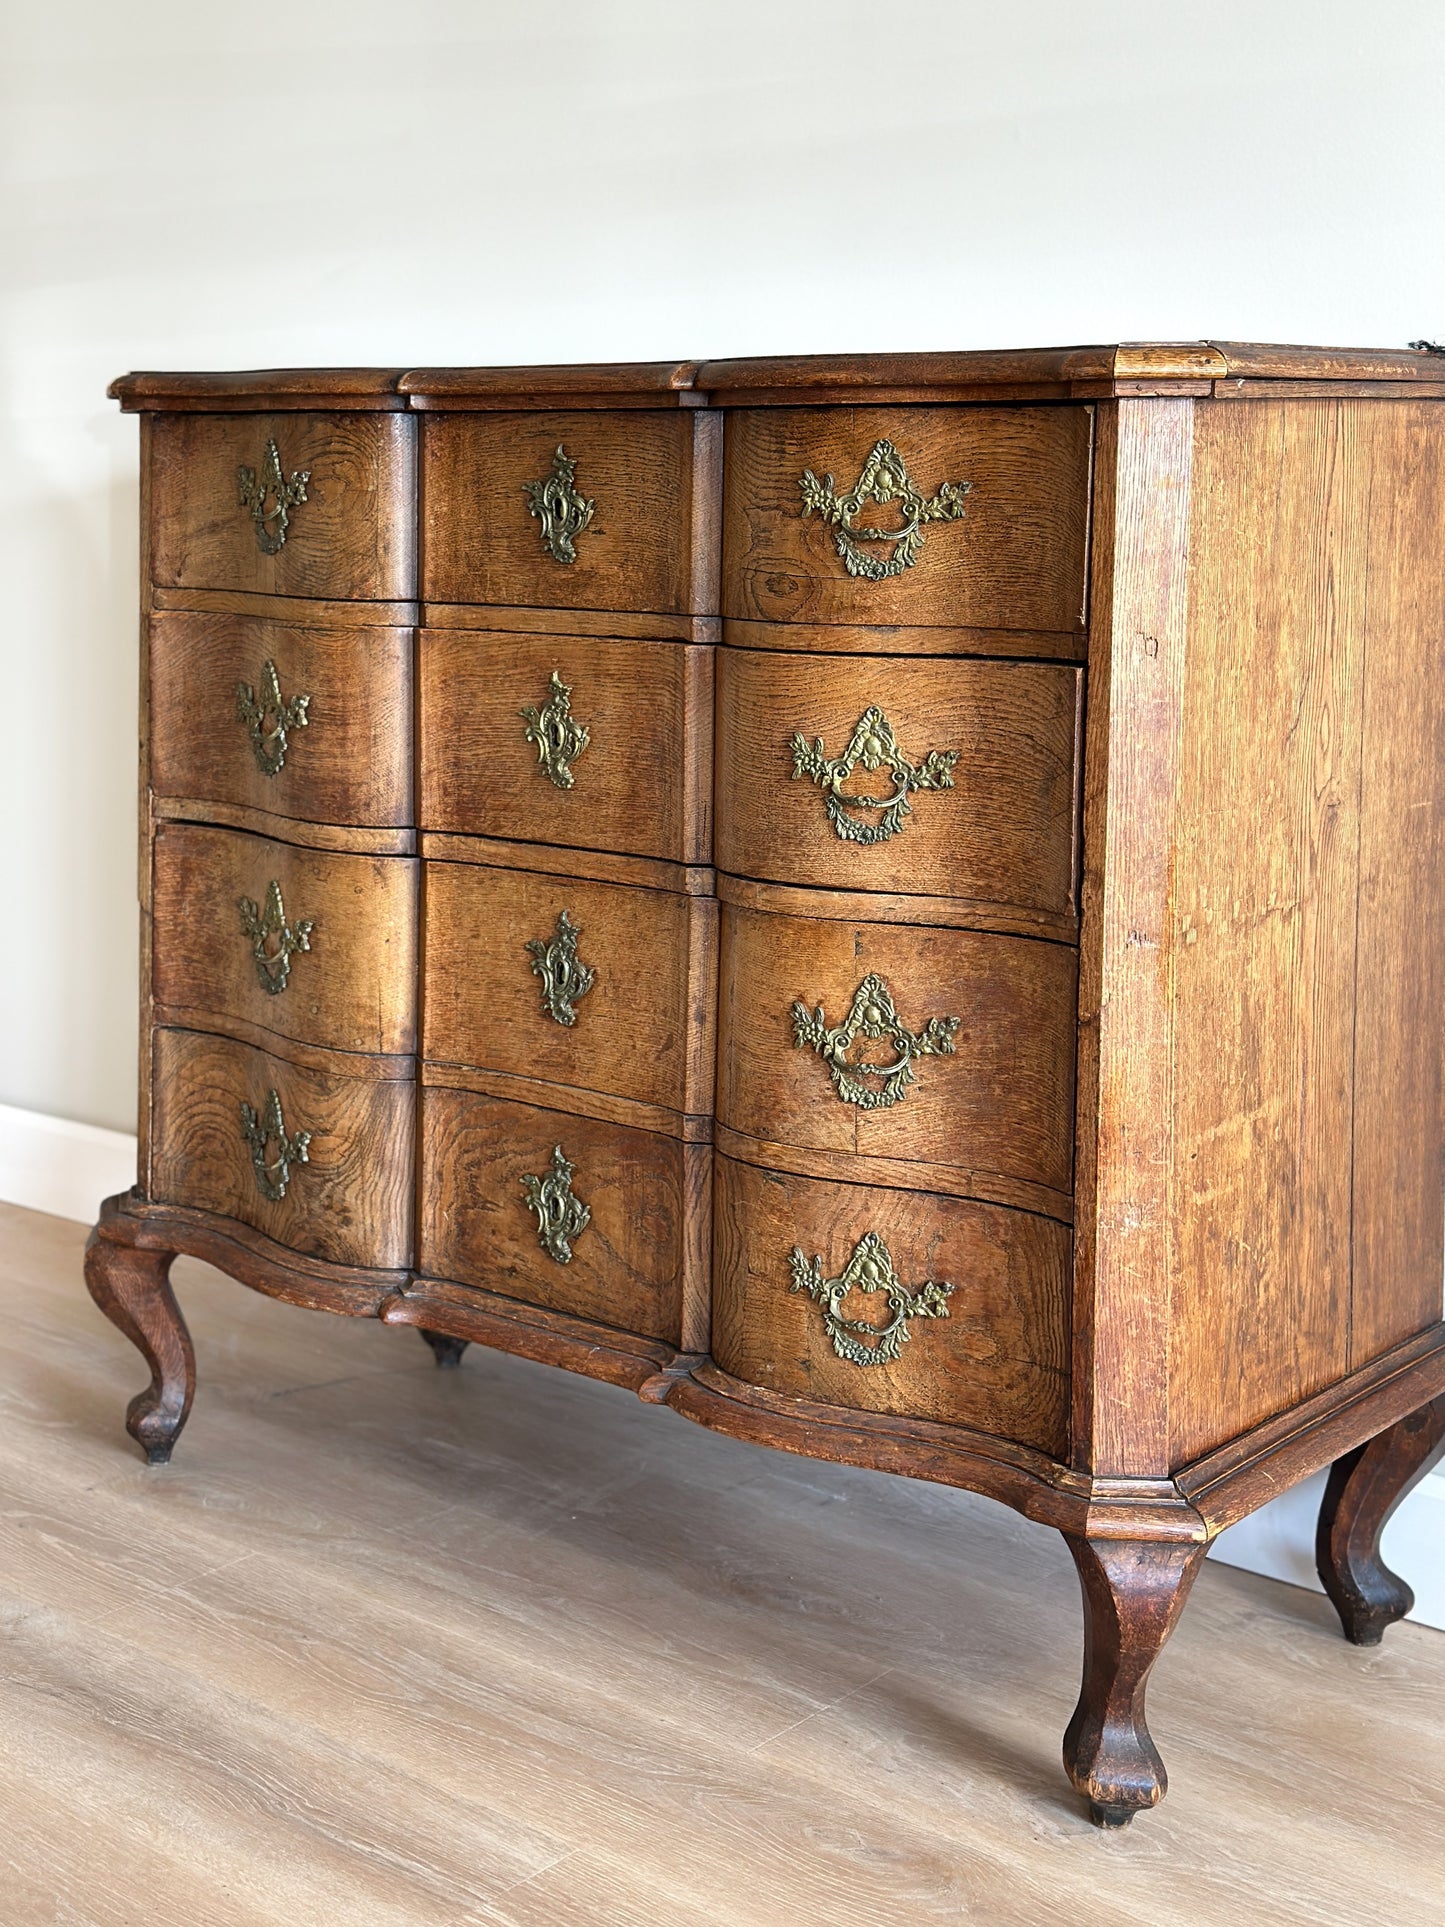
715 649 1081 918
422 410 715 614
718 904 1077 1201
151 824 417 1057
150 1028 414 1270
150 411 415 600
423 861 716 1118
722 405 1090 631
148 612 412 831
713 1154 1069 1454
420 1087 702 1343
419 630 712 864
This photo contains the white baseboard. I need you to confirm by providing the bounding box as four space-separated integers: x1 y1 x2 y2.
0 1100 137 1227
0 1100 1440 1628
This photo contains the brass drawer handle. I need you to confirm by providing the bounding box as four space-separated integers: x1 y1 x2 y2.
793 973 959 1110
239 881 314 996
525 910 595 1027
522 1145 591 1264
790 1232 952 1368
791 706 957 844
798 438 970 581
237 659 310 777
237 438 310 554
521 671 590 790
240 1089 311 1202
524 444 595 564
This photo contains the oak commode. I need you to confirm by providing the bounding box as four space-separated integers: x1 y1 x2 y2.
90 345 1445 1827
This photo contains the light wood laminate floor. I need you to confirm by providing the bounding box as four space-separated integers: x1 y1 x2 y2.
3 1200 1444 1926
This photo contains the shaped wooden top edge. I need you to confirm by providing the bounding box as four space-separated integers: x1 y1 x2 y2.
397 361 704 406
108 369 412 410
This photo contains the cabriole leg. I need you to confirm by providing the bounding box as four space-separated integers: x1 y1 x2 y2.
418 1328 470 1369
1315 1394 1445 1646
84 1225 195 1465
1061 1534 1208 1828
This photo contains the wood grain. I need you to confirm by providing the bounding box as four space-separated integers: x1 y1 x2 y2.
711 1155 1070 1455
424 602 720 642
149 1028 414 1270
419 1086 706 1344
418 629 713 863
715 648 1081 915
721 405 1090 630
721 616 1086 661
151 822 417 1057
150 411 415 598
717 902 1077 1197
422 859 717 1118
148 610 412 832
421 409 719 614
715 871 1077 943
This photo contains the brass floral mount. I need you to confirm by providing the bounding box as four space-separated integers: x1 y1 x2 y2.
525 909 596 1027
789 1232 953 1368
798 438 971 581
521 670 590 789
237 438 310 554
239 1088 311 1202
237 659 310 777
239 880 314 996
521 1145 591 1264
523 445 595 564
793 973 959 1110
790 706 957 844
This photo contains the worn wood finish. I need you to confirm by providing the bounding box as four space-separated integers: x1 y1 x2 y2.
711 1155 1070 1456
718 901 1077 1198
151 823 417 1058
423 858 716 1119
1315 1394 1445 1645
150 411 415 599
722 405 1090 630
424 603 721 643
716 648 1081 915
716 871 1078 944
419 1086 708 1348
422 409 721 614
424 1060 713 1144
150 1029 415 1271
419 629 713 863
722 616 1086 661
83 1220 193 1465
148 610 412 832
420 831 713 897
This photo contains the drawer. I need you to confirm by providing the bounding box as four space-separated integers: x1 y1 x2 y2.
713 1154 1069 1455
423 860 716 1120
718 904 1077 1204
722 405 1090 632
419 1086 706 1344
148 611 412 832
421 410 719 615
419 630 712 864
150 411 415 600
149 1028 414 1270
151 823 417 1057
715 649 1081 919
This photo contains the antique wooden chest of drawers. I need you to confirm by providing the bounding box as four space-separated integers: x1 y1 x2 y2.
91 345 1445 1827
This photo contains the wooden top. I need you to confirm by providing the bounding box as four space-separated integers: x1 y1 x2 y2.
110 344 1445 412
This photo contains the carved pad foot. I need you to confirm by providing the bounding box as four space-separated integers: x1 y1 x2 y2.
418 1328 470 1369
1316 1394 1445 1646
84 1224 195 1464
1061 1535 1208 1826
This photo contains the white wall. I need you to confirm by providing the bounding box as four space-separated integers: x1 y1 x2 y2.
2 0 1443 1604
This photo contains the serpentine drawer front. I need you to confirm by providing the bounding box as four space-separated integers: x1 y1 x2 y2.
96 349 1445 1833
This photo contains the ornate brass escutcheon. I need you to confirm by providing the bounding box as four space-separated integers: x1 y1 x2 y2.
789 1232 953 1368
525 909 596 1027
521 670 591 789
790 706 957 844
797 438 971 581
523 445 595 564
793 973 960 1110
238 879 314 997
237 659 310 778
521 1145 591 1265
239 1088 311 1202
237 438 310 554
